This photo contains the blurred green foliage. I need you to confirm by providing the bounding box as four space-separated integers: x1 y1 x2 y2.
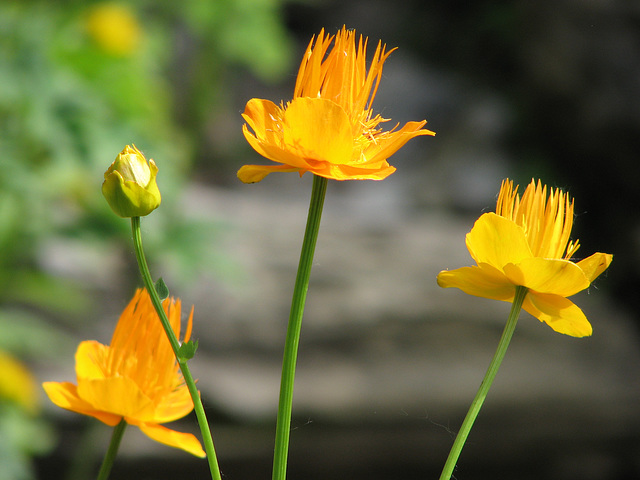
0 0 293 314
0 1 293 475
0 403 54 480
0 350 54 480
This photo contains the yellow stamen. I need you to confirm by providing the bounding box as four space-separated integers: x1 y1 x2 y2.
496 179 579 259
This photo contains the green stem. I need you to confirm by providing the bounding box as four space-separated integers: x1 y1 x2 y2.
131 216 222 480
96 419 127 480
438 285 529 480
272 175 328 480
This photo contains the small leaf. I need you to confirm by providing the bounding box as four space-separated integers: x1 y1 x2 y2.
154 277 169 300
178 340 198 362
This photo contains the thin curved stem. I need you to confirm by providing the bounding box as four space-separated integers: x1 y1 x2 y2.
272 175 328 480
439 285 529 480
96 419 127 480
131 216 222 480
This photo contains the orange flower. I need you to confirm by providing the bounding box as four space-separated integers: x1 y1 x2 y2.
238 26 435 183
43 289 204 457
437 179 613 337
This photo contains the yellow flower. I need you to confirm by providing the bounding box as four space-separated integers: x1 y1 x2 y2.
437 179 612 337
0 350 39 413
102 145 161 218
43 289 205 457
238 26 435 183
86 3 142 57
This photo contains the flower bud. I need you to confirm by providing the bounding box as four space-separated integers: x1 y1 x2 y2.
102 145 161 217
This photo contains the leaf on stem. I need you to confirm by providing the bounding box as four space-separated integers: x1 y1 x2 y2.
178 340 198 363
154 277 169 300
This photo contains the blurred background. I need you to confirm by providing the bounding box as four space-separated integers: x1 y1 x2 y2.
1 0 639 479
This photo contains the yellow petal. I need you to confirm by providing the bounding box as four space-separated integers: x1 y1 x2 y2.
75 341 108 381
42 381 122 426
576 252 613 283
465 213 533 270
502 257 590 297
282 97 354 165
237 164 302 184
522 292 593 337
437 263 515 301
137 422 206 458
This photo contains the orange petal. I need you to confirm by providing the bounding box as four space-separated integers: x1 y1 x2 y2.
137 422 206 458
241 99 313 171
242 124 315 169
309 160 396 181
437 263 516 301
576 252 613 283
465 213 533 269
77 376 154 420
282 97 354 165
42 381 122 426
151 388 195 424
502 257 590 297
242 98 284 145
522 292 593 337
237 164 302 184
364 121 435 165
43 381 84 409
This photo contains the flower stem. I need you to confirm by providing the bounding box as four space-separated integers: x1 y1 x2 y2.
131 216 222 480
438 285 528 480
272 174 328 480
96 419 127 480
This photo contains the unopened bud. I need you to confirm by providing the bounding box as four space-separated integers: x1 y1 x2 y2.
102 145 161 217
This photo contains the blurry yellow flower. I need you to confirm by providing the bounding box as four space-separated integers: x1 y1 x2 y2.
86 3 141 57
43 289 204 457
0 351 39 413
102 144 161 218
238 26 435 183
437 179 612 337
